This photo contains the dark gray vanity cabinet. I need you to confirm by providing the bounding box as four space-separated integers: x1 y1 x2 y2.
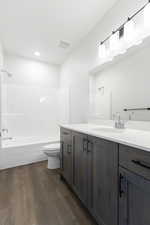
60 127 150 225
60 128 73 186
89 136 118 225
72 131 92 208
119 145 150 225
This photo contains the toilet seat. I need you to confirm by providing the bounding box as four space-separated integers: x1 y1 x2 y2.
43 143 60 156
44 150 60 157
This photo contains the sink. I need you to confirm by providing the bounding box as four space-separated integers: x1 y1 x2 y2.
92 126 125 133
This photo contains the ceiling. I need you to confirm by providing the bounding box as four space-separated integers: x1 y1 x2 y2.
0 0 118 65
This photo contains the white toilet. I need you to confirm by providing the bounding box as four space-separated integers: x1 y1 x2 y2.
43 143 60 169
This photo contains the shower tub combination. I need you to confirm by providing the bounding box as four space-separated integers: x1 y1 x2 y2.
1 69 69 170
1 136 59 170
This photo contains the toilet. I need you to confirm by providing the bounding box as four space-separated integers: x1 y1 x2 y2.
43 143 60 169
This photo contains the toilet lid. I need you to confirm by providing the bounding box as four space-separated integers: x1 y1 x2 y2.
43 143 60 151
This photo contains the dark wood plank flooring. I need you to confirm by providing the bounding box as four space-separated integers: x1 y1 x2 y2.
0 161 96 225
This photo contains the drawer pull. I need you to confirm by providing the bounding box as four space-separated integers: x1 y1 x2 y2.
132 160 150 170
62 132 69 135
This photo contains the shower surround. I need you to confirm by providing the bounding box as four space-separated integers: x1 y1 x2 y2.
0 54 69 169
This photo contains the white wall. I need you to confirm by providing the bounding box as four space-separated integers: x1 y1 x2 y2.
2 53 61 138
60 0 149 123
3 53 59 87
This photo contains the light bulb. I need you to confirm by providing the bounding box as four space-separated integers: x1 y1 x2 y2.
109 31 119 56
144 3 150 37
118 38 127 54
124 19 136 47
144 3 150 29
99 43 106 59
134 28 143 46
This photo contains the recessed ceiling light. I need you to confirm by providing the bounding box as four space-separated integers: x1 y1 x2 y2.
34 51 40 56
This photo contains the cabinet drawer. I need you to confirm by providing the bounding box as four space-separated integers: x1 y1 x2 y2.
60 128 72 142
119 144 150 180
60 127 71 136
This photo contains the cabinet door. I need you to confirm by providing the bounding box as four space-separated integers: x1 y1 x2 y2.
60 128 72 186
72 132 89 205
119 167 150 225
90 137 118 225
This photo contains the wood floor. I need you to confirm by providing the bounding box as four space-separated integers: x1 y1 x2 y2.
0 161 96 225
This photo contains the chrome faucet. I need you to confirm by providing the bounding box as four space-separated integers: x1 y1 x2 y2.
114 113 125 129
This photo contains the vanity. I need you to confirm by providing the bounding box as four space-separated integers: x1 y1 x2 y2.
60 124 150 225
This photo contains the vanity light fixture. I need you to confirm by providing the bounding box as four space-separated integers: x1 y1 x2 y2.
99 0 150 62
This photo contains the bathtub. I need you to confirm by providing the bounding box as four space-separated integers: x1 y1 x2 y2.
0 136 60 170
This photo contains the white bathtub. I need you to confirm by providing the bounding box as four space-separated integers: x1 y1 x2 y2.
0 136 60 170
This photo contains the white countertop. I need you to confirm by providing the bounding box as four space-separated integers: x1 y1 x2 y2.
60 123 150 152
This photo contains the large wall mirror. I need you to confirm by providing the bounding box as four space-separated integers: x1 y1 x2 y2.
89 42 150 122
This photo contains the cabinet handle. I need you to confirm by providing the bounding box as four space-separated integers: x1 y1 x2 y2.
119 173 125 198
83 138 88 152
132 160 150 170
87 141 93 153
62 132 69 135
67 144 72 154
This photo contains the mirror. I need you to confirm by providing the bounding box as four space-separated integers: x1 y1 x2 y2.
89 43 150 122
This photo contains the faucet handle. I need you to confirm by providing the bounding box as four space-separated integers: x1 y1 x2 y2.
114 112 126 129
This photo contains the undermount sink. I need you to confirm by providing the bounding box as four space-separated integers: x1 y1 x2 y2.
92 126 125 133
